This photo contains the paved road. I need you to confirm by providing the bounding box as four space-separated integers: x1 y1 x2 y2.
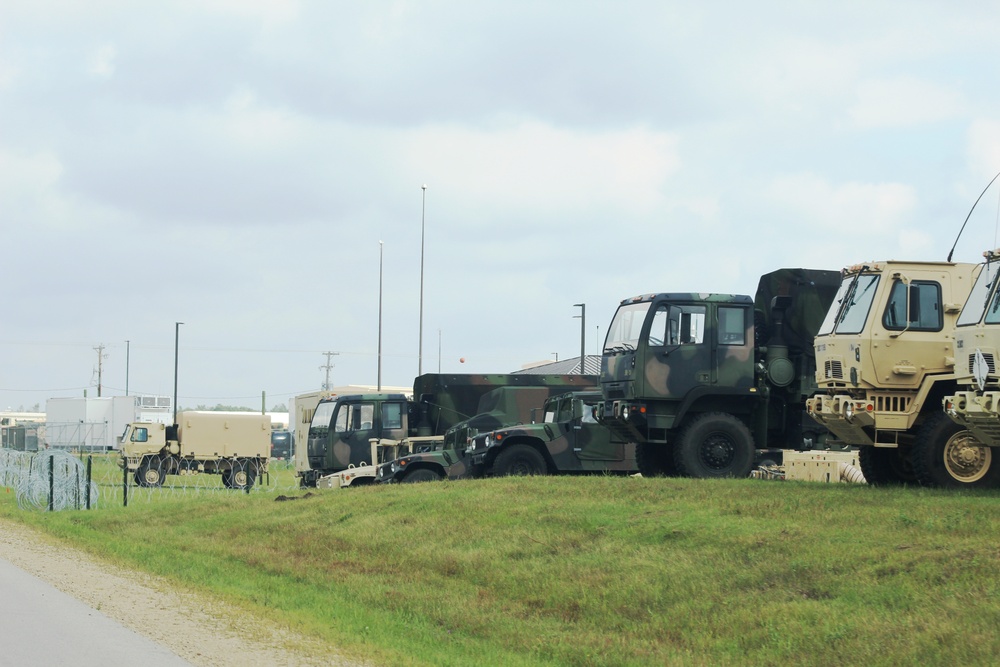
0 556 191 667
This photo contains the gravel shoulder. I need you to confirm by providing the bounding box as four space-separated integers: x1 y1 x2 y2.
0 517 360 667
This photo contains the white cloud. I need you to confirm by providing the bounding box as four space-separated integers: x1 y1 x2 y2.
87 43 117 78
966 120 1000 178
405 120 680 219
849 77 966 128
766 173 917 233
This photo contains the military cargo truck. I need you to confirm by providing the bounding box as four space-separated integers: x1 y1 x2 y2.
375 383 594 483
806 260 981 487
938 250 1000 488
466 391 637 477
120 411 271 489
302 373 595 486
597 268 841 478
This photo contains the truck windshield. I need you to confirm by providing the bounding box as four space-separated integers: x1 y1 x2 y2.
958 262 998 326
817 274 880 335
605 302 651 351
310 401 336 435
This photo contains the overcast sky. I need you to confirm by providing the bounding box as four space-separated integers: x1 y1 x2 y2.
4 1 1000 412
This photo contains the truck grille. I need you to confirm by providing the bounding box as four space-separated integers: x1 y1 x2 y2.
968 353 996 374
873 394 910 413
824 360 844 380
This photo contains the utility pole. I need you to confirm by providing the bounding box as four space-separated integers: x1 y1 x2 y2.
174 322 183 423
419 184 427 376
93 344 108 397
573 303 586 375
378 240 384 392
320 351 340 390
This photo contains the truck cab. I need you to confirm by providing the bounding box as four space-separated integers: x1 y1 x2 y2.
305 393 410 484
806 260 981 486
940 250 1000 487
597 269 840 478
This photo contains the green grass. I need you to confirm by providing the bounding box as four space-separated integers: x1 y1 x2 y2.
1 475 999 666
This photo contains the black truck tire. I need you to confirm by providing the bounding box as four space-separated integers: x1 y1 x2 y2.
857 445 916 486
135 457 166 488
229 459 258 490
401 468 443 483
493 444 548 477
912 412 1000 489
673 412 754 478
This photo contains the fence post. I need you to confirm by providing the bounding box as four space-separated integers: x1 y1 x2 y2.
48 455 54 512
123 459 128 508
86 456 93 510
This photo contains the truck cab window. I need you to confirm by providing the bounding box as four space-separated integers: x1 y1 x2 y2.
883 280 942 331
647 304 705 346
717 306 746 345
132 427 148 443
334 402 376 433
382 402 404 430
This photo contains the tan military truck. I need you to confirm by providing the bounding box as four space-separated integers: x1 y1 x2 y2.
806 260 981 486
940 249 1000 488
120 411 271 489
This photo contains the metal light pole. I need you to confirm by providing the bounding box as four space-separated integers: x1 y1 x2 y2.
125 339 130 396
574 303 586 375
418 184 427 376
378 240 384 392
173 322 183 423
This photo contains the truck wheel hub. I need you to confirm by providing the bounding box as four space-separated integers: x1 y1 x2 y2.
944 434 991 482
702 435 734 467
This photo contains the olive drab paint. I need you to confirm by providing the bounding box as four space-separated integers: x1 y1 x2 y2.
303 373 597 485
597 268 841 478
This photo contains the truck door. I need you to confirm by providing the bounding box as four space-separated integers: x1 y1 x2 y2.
873 277 945 389
643 302 711 400
330 400 377 469
573 398 624 461
379 401 408 440
715 305 754 390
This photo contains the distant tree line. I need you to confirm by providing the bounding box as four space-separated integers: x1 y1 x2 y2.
180 403 288 412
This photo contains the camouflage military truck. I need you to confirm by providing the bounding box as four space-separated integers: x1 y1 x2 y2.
598 268 841 478
465 391 637 477
375 380 597 483
937 250 1000 488
806 260 981 487
302 373 594 486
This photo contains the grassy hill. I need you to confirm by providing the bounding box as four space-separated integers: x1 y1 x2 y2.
2 475 999 666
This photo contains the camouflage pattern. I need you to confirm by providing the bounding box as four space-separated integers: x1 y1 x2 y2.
306 373 596 481
376 382 595 483
466 391 638 476
598 269 840 456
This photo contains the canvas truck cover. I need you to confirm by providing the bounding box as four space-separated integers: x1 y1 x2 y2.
175 411 271 459
754 268 842 356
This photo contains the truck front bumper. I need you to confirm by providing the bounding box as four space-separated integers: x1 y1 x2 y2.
945 391 1000 447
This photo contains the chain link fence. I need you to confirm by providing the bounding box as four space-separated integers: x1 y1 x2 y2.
1 448 304 511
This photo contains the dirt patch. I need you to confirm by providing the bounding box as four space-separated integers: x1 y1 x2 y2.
0 517 363 667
